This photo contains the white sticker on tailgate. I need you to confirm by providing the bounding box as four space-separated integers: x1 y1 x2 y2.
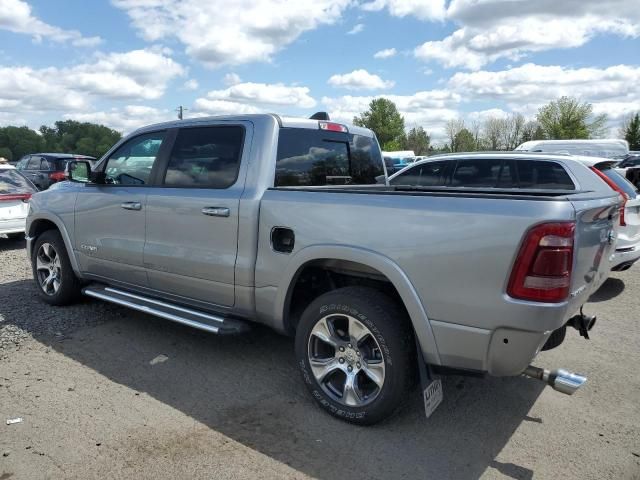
423 378 443 418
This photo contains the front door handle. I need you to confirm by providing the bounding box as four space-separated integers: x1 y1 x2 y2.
121 201 142 211
201 207 230 217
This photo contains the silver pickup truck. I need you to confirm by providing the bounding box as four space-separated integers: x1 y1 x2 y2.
25 114 620 424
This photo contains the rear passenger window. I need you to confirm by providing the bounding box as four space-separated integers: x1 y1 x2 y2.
275 128 383 186
164 126 244 188
26 157 41 170
516 160 575 190
390 161 449 186
451 158 510 188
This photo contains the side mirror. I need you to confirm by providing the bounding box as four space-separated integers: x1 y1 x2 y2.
66 160 91 182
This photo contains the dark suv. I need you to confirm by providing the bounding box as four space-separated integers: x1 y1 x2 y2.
16 153 96 190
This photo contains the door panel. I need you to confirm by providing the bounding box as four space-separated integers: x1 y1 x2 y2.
74 130 169 287
144 189 240 306
74 186 148 285
143 123 251 307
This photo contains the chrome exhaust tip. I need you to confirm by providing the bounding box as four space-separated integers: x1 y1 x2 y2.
523 366 587 395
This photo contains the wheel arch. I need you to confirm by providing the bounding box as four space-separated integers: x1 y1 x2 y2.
27 214 81 275
276 245 441 365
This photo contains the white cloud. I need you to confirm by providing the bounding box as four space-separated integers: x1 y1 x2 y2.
183 79 199 90
63 105 172 134
347 23 364 34
413 0 640 69
328 69 395 90
223 73 242 86
192 99 264 116
323 89 461 140
0 66 88 112
70 49 185 100
193 82 317 115
449 63 640 119
0 0 102 46
361 0 446 21
0 49 184 116
112 0 351 67
373 48 397 59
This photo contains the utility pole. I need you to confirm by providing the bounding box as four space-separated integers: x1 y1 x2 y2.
176 105 187 120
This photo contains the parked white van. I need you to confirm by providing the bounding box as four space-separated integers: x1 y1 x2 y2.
515 139 629 159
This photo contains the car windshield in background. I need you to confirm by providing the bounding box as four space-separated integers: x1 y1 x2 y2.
599 167 639 197
391 158 576 190
0 169 37 194
619 155 640 168
275 128 383 187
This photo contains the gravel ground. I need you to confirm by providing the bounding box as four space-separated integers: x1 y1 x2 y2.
0 235 639 480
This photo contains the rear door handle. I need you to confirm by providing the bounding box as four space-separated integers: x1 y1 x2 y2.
121 202 142 211
201 207 230 217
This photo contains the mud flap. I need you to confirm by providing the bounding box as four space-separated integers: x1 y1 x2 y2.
416 337 443 419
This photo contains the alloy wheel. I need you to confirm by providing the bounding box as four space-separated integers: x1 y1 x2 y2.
35 243 62 296
307 314 386 407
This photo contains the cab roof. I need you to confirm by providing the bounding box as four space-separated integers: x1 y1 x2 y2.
130 113 375 138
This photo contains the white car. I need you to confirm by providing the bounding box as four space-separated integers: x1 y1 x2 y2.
515 139 629 159
578 158 640 271
389 152 640 272
0 162 37 239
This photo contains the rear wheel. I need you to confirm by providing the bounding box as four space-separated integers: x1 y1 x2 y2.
32 230 82 305
295 286 414 425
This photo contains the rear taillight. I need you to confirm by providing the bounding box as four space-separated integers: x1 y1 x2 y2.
0 193 31 202
590 167 628 226
507 222 575 303
49 171 66 182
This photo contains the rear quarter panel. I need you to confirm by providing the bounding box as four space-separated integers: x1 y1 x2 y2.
256 190 581 334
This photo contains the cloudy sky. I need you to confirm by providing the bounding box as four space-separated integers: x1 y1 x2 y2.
0 0 639 142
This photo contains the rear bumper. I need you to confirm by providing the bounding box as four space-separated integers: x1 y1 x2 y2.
431 320 552 377
611 245 640 271
0 218 26 235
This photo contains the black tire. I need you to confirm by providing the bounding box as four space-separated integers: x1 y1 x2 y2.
6 232 24 240
295 286 414 425
31 229 82 306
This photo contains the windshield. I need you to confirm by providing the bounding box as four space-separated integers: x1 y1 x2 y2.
0 169 37 194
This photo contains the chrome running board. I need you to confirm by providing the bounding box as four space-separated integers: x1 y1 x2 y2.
83 285 249 335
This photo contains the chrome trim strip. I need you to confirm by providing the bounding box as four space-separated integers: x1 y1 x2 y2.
84 288 220 334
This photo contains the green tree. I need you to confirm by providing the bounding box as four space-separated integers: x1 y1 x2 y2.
453 128 477 152
39 120 121 158
623 113 640 150
0 126 45 160
0 147 13 161
353 98 405 148
403 126 430 155
536 96 607 139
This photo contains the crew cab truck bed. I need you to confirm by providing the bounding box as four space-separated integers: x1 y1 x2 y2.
25 114 620 424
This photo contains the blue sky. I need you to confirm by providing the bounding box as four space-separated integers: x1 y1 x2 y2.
1 0 639 143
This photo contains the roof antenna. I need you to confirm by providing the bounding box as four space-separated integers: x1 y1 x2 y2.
310 112 330 121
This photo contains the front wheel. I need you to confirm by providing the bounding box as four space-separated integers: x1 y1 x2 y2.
295 286 414 425
32 230 82 305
